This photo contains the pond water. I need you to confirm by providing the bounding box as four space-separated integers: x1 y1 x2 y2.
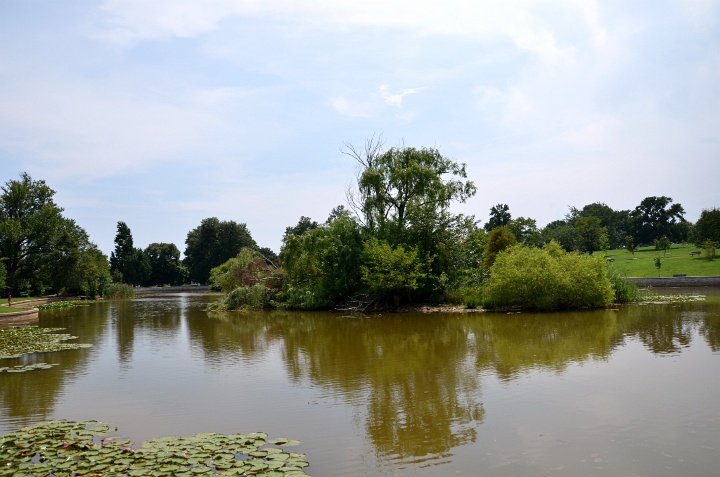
1 290 720 476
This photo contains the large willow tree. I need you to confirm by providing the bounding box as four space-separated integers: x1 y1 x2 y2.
345 138 477 298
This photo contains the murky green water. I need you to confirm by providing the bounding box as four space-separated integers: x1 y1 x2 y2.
2 290 720 476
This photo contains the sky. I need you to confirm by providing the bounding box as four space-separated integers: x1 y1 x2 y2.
1 0 718 256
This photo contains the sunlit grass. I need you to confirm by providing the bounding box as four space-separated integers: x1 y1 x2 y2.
603 243 720 277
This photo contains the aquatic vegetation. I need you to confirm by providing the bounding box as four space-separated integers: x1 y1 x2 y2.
0 326 92 359
37 300 95 310
0 420 310 476
0 363 58 373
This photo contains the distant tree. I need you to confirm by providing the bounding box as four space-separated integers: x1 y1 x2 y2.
630 196 688 245
258 247 278 264
145 243 187 286
654 236 671 256
568 202 629 249
0 173 66 295
484 204 511 232
692 208 720 246
540 220 580 252
574 216 607 254
625 235 637 256
109 222 150 286
184 218 257 284
109 222 134 281
483 226 516 268
284 216 319 239
507 216 539 245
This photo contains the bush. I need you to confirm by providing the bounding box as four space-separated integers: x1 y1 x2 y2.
104 283 135 299
209 284 276 310
483 243 614 310
607 267 641 303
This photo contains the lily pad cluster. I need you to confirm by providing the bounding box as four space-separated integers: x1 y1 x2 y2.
0 362 58 373
38 300 94 310
0 420 311 476
0 326 92 359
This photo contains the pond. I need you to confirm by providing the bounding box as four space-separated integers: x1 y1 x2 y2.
1 290 720 476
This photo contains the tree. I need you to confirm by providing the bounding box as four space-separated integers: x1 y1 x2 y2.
345 140 476 299
183 218 257 284
692 208 720 246
145 243 187 286
540 220 580 252
568 202 629 249
109 222 134 281
0 173 66 295
630 196 688 245
507 216 539 245
283 216 319 239
347 141 476 246
109 222 150 286
483 226 516 268
574 216 607 254
484 204 511 232
279 211 363 309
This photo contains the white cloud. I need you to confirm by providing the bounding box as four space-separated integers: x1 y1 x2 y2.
96 0 604 63
377 84 421 108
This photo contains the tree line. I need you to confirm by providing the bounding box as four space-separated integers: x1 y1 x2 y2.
2 145 718 308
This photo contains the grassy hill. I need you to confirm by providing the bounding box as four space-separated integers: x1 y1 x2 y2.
603 243 720 278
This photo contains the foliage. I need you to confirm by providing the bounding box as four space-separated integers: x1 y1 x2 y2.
654 235 671 255
109 222 151 286
0 420 309 477
629 196 688 245
567 202 630 249
279 212 363 308
484 203 511 232
347 141 476 255
145 242 187 286
606 268 641 303
104 283 136 299
483 226 516 268
210 283 276 310
574 216 607 254
0 173 65 295
0 326 92 359
184 218 257 284
540 220 579 252
507 216 539 246
283 216 319 239
703 240 717 260
692 208 720 246
625 235 637 256
360 237 428 299
209 248 281 310
483 243 615 310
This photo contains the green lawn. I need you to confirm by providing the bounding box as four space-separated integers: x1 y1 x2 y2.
603 244 720 278
0 296 40 314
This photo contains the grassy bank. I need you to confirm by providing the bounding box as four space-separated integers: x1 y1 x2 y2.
603 243 720 278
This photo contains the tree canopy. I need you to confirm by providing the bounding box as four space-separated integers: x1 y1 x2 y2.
184 218 257 284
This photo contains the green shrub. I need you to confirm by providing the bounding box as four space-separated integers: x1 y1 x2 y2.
209 283 276 310
274 285 333 310
483 243 614 310
606 268 641 302
104 283 135 299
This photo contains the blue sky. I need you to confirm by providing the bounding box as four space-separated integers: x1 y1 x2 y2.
1 0 718 256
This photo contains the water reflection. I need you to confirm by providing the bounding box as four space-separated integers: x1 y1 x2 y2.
2 291 719 476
